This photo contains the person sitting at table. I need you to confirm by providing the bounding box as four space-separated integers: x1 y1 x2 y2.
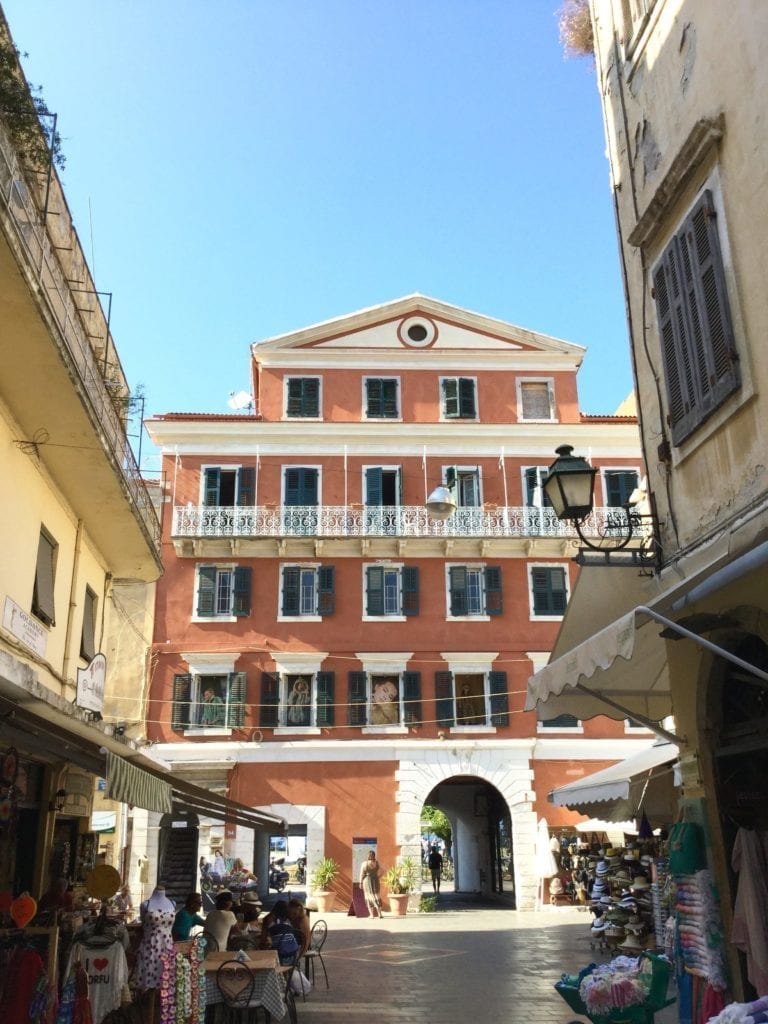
266 900 301 964
172 892 205 940
204 890 242 950
287 899 310 956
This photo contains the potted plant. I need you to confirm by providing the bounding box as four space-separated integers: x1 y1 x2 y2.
384 856 419 916
310 857 340 913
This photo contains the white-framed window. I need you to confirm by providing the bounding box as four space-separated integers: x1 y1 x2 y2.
440 376 478 420
363 377 400 419
446 565 502 619
537 714 583 733
284 376 321 418
279 564 335 619
435 657 508 730
517 379 556 421
194 565 251 619
80 586 97 661
528 563 569 619
259 655 332 732
601 468 641 508
625 717 653 734
443 466 482 507
522 466 552 507
349 654 419 730
32 526 57 627
363 564 419 619
200 465 255 506
172 656 245 734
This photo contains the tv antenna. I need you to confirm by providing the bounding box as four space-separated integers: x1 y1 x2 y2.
227 390 254 412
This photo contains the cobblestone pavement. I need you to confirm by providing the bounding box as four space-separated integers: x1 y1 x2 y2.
295 893 677 1024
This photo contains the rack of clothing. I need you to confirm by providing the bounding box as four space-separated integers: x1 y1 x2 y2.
64 907 130 1024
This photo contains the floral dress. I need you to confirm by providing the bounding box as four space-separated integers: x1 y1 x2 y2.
135 906 176 990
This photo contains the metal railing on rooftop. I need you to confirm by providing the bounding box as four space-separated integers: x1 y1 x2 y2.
0 124 160 551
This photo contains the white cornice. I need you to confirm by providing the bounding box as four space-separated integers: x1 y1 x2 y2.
251 350 583 371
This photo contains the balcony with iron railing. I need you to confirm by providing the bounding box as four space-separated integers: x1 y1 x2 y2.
0 122 161 555
172 503 647 543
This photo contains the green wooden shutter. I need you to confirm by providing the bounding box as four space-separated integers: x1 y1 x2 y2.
284 469 301 506
227 671 247 727
317 566 335 615
171 673 192 731
459 378 476 417
443 378 459 417
366 378 383 417
281 567 300 615
485 566 502 616
238 467 255 506
204 468 221 506
348 672 367 726
316 671 335 727
302 378 320 417
532 567 567 615
402 671 421 725
233 567 251 616
366 566 384 616
196 566 217 616
605 471 638 508
449 566 467 616
260 672 280 728
365 467 383 506
382 379 398 417
435 671 454 727
488 671 509 726
402 566 419 616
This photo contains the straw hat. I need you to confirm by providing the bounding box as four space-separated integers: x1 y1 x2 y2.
631 876 650 890
618 933 642 952
241 891 262 905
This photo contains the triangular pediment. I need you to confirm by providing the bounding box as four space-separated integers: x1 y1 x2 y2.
251 295 584 359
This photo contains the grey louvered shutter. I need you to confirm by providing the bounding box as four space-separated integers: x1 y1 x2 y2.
532 567 567 615
382 379 398 417
485 566 502 616
366 378 383 417
204 468 221 506
238 467 255 506
348 672 367 726
281 567 300 615
302 378 320 416
402 671 422 725
488 671 509 726
402 566 419 616
228 672 247 727
233 567 251 616
316 671 335 727
171 674 192 731
443 378 459 417
317 566 335 615
459 378 476 417
196 566 217 616
365 467 383 506
435 671 454 727
449 566 467 616
366 566 384 616
260 672 280 728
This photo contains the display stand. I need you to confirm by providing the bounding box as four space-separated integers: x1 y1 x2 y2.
0 926 59 1023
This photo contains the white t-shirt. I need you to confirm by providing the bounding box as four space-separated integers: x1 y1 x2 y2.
204 909 239 951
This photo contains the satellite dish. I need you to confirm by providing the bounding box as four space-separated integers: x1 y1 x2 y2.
227 390 253 411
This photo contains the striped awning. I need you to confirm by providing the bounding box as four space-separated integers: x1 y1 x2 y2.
106 750 173 814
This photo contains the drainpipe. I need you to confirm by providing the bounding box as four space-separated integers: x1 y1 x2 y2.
61 519 84 691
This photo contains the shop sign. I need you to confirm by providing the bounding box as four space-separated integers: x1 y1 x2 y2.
3 596 48 658
76 653 107 714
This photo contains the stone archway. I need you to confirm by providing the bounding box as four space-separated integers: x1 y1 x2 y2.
393 747 539 909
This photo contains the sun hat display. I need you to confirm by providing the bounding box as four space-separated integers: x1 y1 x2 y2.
618 933 643 951
631 876 650 889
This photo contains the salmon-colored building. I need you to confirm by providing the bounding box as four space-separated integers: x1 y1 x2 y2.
145 296 651 909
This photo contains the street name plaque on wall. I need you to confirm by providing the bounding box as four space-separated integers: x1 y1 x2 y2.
3 596 48 658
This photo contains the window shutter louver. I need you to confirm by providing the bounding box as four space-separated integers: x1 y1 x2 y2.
402 567 419 616
449 566 467 616
284 469 301 506
233 567 251 616
459 377 476 417
204 468 221 506
435 671 454 727
318 566 335 615
303 378 320 417
228 671 247 728
366 378 383 417
348 672 367 726
196 566 217 616
171 673 192 731
238 467 255 506
485 566 503 615
488 671 509 726
281 567 300 615
382 378 398 417
365 467 383 507
443 378 459 417
316 671 335 726
366 566 384 616
260 672 280 728
402 671 422 725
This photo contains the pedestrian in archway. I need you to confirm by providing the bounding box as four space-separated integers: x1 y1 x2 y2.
428 845 443 894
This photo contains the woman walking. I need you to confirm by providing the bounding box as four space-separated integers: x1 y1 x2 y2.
360 850 383 918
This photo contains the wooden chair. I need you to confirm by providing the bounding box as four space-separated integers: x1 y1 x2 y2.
203 930 219 952
304 919 329 989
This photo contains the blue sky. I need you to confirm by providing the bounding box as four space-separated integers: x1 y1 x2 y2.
3 1 633 467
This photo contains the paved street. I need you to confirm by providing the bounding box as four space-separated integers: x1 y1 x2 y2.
295 894 677 1024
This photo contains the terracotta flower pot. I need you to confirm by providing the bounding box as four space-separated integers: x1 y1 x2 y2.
313 890 336 913
388 893 409 916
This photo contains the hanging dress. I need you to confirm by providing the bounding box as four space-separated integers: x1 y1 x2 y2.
135 905 176 990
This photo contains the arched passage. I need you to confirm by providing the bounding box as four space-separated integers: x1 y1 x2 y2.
393 748 539 909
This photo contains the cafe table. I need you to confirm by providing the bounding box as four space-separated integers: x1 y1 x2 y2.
203 949 288 1020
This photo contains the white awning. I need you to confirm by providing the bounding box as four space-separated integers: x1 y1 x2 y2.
549 740 679 824
525 607 672 724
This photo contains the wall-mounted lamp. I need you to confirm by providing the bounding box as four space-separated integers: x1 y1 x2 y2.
544 445 659 569
49 788 67 813
425 484 456 520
